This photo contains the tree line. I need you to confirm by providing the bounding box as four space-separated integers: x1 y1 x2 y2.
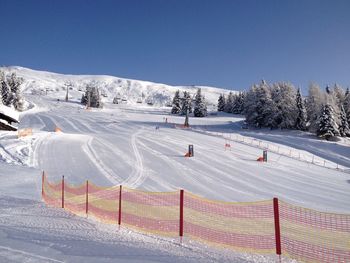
171 88 207 117
218 80 350 139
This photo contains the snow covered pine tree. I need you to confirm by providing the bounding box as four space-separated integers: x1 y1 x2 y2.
81 83 102 108
0 71 24 111
317 104 340 140
344 88 350 125
171 90 181 114
295 88 307 131
7 73 24 111
217 94 226 112
224 92 234 113
339 105 350 137
181 91 192 115
236 92 245 114
1 71 13 106
193 88 207 117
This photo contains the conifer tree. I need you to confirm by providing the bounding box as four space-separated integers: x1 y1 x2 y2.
295 88 307 131
253 80 273 128
231 94 240 114
91 86 102 108
344 88 350 124
171 90 181 114
81 86 90 105
269 82 297 129
333 84 345 107
317 104 340 140
306 83 325 132
181 91 192 115
193 88 207 117
339 105 350 137
14 91 25 111
7 73 24 110
0 71 24 110
259 81 274 128
1 71 12 106
224 92 234 113
231 92 245 114
217 94 225 112
236 92 245 113
325 84 344 127
0 71 5 105
81 83 102 108
0 81 3 106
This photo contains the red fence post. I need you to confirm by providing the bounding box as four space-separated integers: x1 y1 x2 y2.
118 185 122 227
86 180 89 215
273 198 282 258
179 189 184 243
41 171 45 200
62 175 65 209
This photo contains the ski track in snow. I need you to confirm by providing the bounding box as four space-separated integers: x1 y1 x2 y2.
136 137 221 196
138 127 350 207
142 132 279 198
82 137 120 185
0 245 64 263
125 128 146 188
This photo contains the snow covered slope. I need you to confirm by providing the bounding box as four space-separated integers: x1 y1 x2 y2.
0 66 234 107
0 67 349 262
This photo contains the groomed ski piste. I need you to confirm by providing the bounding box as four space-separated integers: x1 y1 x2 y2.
0 67 350 262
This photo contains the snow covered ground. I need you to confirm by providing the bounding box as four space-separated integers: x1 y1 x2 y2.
0 69 349 262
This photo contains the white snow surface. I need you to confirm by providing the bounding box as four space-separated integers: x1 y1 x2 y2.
0 104 19 122
1 66 234 107
0 68 349 262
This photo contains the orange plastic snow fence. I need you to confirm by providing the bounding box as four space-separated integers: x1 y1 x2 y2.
42 172 350 263
18 128 33 138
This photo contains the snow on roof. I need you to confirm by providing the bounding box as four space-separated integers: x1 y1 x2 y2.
0 104 19 123
0 118 17 131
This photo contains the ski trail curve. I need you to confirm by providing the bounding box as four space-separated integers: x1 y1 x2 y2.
82 137 120 185
125 128 145 188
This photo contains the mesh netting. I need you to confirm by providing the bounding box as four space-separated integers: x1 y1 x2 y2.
88 183 120 224
122 187 179 237
43 178 62 208
64 182 86 216
279 201 350 263
42 174 350 262
183 192 275 253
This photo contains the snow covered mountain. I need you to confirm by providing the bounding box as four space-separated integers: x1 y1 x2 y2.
0 66 235 107
1 65 350 263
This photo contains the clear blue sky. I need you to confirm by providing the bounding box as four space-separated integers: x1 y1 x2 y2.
1 0 349 92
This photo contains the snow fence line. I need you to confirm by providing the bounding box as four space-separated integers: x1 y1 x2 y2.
42 172 350 263
189 127 348 173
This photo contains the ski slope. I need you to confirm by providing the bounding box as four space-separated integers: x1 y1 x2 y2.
0 70 349 262
19 94 350 213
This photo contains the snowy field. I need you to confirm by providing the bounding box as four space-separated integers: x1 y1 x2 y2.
0 79 349 262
